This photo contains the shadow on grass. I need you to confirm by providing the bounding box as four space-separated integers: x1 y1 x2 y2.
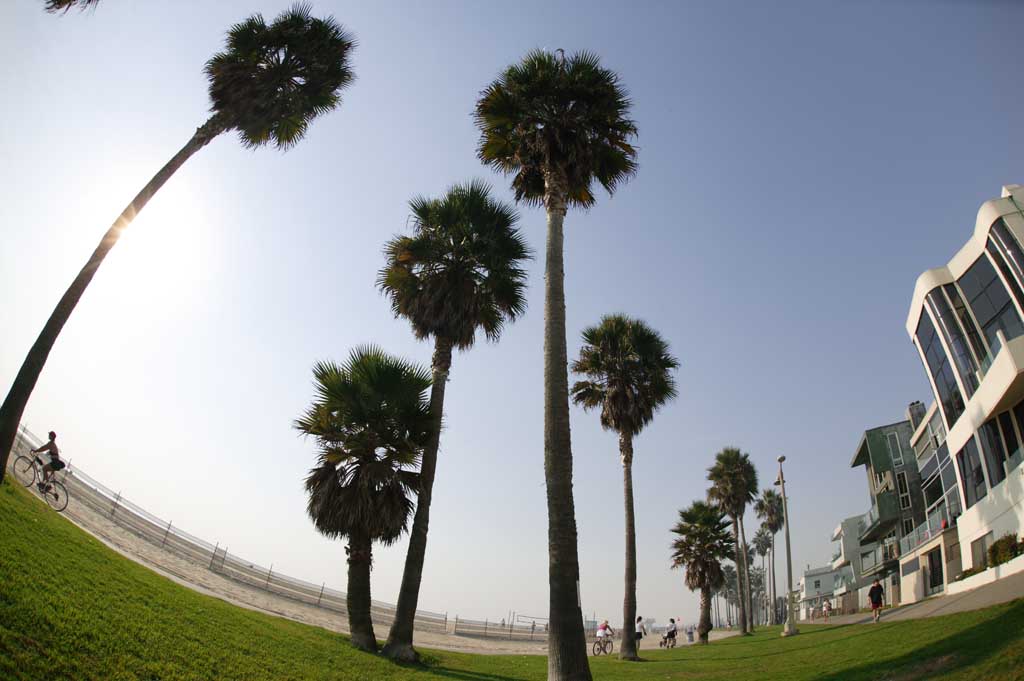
813 599 1024 681
407 654 531 681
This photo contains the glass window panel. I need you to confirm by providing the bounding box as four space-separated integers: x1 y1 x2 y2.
956 438 987 509
988 236 1024 318
978 420 1007 487
916 312 966 425
924 476 944 507
940 457 957 490
944 284 988 365
998 411 1021 473
928 291 979 395
959 254 1024 355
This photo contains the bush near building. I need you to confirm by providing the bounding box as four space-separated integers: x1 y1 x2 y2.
987 534 1024 568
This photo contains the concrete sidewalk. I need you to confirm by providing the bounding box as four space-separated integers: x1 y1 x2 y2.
813 569 1024 627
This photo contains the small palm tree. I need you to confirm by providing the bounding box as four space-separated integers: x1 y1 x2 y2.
476 49 637 680
295 347 433 652
755 488 784 623
571 315 678 660
0 4 356 483
752 528 772 624
377 181 530 662
670 501 733 644
707 448 758 635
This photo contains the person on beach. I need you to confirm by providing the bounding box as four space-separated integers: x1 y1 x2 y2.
31 431 64 490
868 578 885 623
596 619 614 640
663 618 677 646
635 615 647 648
823 599 832 623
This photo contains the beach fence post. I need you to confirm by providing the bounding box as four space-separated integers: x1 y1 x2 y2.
444 612 448 631
316 583 325 607
265 564 274 589
161 520 172 547
110 491 121 518
484 619 488 637
453 615 458 635
209 542 219 570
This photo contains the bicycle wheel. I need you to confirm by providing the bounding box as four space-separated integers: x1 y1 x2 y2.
592 641 603 656
605 639 613 655
12 456 37 487
43 481 69 512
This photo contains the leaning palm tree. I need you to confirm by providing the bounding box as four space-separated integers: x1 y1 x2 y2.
377 181 530 662
707 448 758 635
670 501 733 644
571 315 678 660
755 488 784 623
475 49 637 680
752 528 772 625
0 4 356 484
295 347 433 652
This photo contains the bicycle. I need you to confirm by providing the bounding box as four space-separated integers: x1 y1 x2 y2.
12 455 70 512
592 635 614 656
659 633 678 649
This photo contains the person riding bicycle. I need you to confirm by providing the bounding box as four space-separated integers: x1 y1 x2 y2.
662 618 678 646
596 619 614 640
31 431 64 491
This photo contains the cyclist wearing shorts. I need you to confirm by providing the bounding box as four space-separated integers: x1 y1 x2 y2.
596 619 614 639
31 431 64 490
664 618 678 644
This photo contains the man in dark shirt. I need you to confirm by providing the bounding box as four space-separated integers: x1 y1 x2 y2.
868 579 885 623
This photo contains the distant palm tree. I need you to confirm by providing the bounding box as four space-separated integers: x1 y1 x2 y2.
755 488 784 623
43 0 99 11
707 448 758 635
571 315 678 660
377 181 530 662
0 4 356 484
752 528 772 624
670 501 733 644
475 48 637 680
721 563 738 627
295 347 433 652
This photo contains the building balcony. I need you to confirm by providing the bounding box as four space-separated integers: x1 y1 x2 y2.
860 539 900 578
859 499 898 544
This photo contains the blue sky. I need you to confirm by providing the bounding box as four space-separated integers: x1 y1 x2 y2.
2 0 1021 628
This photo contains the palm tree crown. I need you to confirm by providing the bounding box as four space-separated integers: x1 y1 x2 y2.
755 488 784 533
378 180 531 349
707 448 758 517
571 315 679 439
295 346 432 545
753 526 772 557
671 501 734 592
206 3 356 149
474 49 638 208
44 0 99 12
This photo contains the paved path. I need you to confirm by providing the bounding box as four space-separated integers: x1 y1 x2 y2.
815 570 1024 627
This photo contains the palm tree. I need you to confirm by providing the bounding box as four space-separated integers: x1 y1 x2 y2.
377 181 530 661
475 48 637 680
707 448 758 635
670 501 733 644
295 347 433 652
0 4 356 484
721 563 738 627
755 488 784 623
44 0 99 11
752 529 772 624
571 315 677 660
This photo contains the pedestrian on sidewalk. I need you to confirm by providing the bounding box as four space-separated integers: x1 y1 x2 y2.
868 579 885 623
635 615 647 649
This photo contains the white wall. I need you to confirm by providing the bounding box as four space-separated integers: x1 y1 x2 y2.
956 464 1024 570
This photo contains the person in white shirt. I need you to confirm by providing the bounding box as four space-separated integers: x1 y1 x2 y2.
635 615 647 648
662 618 678 647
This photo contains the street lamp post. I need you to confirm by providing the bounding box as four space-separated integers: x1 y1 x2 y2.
775 455 798 637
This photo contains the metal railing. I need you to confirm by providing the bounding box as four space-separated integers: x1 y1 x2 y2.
9 425 546 640
899 507 954 556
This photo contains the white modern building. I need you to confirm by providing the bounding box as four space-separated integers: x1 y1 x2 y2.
797 564 842 621
898 184 1024 599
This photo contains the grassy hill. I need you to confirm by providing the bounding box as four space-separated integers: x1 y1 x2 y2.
1 481 1023 680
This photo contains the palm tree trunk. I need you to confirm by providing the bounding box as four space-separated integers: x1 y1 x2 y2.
383 337 452 662
347 534 377 652
738 517 753 633
0 114 227 484
541 168 591 681
618 432 639 661
697 586 712 644
731 518 747 635
770 535 777 624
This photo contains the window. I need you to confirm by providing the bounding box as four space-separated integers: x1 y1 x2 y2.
956 438 987 509
998 411 1022 473
896 471 912 509
887 431 905 467
943 284 988 370
814 579 820 589
928 290 980 395
971 533 993 569
978 420 1008 487
916 311 966 425
957 254 1024 356
924 476 944 507
902 518 915 536
988 234 1024 316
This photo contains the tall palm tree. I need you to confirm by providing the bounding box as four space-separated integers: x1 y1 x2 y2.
752 528 772 624
707 448 758 635
295 347 433 652
0 4 356 484
670 501 733 644
377 181 530 662
475 49 637 681
571 315 677 660
755 488 784 624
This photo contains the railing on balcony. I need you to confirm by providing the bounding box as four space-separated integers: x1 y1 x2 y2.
899 507 954 556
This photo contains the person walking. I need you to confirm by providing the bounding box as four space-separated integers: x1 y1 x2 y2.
868 579 885 623
822 599 832 624
635 616 648 650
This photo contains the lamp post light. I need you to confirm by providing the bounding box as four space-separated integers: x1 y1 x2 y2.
774 455 799 637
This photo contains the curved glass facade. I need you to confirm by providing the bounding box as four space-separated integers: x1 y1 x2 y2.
915 311 965 426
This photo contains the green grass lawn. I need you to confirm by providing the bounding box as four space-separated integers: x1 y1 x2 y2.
1 482 1023 680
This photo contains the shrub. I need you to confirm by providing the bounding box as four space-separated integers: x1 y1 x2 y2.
955 566 986 581
987 533 1022 567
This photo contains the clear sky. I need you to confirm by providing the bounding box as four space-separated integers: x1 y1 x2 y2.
2 0 1022 629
